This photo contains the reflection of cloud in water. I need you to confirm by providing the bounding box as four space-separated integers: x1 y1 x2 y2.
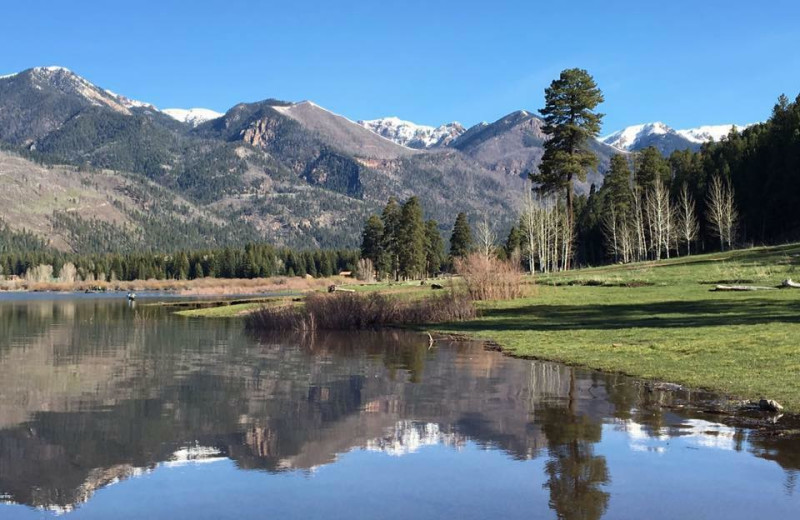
618 418 736 453
678 419 736 450
31 446 227 515
162 445 227 468
365 421 463 457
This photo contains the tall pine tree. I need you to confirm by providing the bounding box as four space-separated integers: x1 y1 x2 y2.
381 197 401 280
360 214 384 277
398 197 426 279
449 212 472 259
603 154 632 214
634 146 670 188
424 219 445 277
532 68 604 228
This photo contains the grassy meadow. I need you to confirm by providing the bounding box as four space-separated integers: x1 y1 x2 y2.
437 244 800 411
175 243 800 411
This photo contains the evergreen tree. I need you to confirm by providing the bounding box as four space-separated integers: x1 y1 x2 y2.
424 219 445 277
397 197 426 279
360 214 385 277
504 224 523 260
603 154 633 214
532 68 604 228
192 261 205 279
634 146 670 188
449 212 472 259
175 251 190 280
381 197 402 280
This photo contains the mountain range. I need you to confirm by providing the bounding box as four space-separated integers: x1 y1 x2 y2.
600 121 749 155
0 66 734 254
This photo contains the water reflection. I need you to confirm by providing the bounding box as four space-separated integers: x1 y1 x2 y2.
0 297 798 518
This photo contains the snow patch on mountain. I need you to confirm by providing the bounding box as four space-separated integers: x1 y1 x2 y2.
601 122 673 150
676 124 748 143
104 89 157 110
358 116 466 149
163 108 223 126
602 121 753 152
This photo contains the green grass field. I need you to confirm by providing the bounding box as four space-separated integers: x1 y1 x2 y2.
174 302 264 318
437 244 800 411
180 244 800 411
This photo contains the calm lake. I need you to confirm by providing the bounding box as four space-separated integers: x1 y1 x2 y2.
0 295 798 519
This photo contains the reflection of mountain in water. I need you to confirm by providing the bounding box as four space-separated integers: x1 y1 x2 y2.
0 299 798 516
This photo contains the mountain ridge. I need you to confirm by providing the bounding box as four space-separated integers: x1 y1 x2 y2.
0 65 679 253
601 121 751 154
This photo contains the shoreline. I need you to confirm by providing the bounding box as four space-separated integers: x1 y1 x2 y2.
428 330 800 434
166 294 800 432
0 274 354 296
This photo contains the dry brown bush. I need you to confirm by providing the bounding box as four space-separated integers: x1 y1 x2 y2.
245 291 476 332
455 252 523 300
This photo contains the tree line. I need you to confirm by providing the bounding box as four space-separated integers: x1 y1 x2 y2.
524 68 800 268
358 71 800 275
359 197 476 280
0 234 358 283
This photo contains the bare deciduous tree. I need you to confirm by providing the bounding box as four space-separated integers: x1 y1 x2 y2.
676 183 699 255
631 186 648 261
645 181 673 260
601 206 620 263
521 187 538 273
519 184 573 273
475 214 497 259
706 175 738 251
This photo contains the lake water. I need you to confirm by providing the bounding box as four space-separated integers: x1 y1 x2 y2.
0 295 798 519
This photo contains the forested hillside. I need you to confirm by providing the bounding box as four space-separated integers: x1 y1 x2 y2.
0 67 548 253
573 94 800 264
2 65 797 268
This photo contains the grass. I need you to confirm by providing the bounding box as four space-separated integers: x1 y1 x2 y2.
0 274 353 295
174 302 264 318
434 243 800 412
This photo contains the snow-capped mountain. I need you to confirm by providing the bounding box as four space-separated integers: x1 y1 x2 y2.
13 66 149 115
358 116 466 149
163 108 223 126
676 124 747 143
601 122 674 151
0 65 224 129
601 122 750 154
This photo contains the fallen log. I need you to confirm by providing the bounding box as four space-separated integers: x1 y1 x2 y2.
328 285 356 293
712 284 776 291
781 278 800 289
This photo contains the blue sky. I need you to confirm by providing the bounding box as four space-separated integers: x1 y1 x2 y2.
1 0 798 132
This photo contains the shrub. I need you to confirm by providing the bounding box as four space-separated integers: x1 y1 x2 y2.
245 290 476 332
455 253 523 300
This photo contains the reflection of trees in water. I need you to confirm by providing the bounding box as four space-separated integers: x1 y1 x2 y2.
0 316 552 509
538 369 610 520
1 301 799 515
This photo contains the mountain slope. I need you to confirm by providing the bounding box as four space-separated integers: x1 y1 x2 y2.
272 101 416 159
0 67 149 145
199 99 524 231
453 110 618 193
0 66 626 251
0 148 258 253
